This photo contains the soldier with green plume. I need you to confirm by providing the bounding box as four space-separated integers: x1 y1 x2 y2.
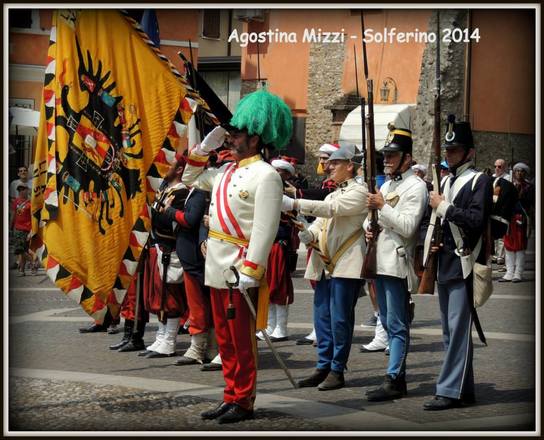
182 88 292 424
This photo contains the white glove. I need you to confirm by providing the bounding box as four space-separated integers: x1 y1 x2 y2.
298 229 314 245
294 214 310 230
281 194 295 212
238 273 260 294
200 126 227 153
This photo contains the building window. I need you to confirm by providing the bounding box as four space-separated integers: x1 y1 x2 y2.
202 10 221 39
200 70 240 113
9 10 32 29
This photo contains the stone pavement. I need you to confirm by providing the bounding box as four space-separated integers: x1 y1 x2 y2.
5 241 539 434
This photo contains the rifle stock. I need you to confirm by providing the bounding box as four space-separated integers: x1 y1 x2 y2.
361 230 378 278
417 244 438 294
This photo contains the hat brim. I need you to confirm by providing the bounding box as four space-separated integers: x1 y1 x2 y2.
381 143 408 153
442 142 472 150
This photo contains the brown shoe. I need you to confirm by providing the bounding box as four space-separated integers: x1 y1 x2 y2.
297 368 330 388
366 374 407 401
318 371 345 391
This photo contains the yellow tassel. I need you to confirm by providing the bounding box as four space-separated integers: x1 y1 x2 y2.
316 162 325 175
255 278 270 330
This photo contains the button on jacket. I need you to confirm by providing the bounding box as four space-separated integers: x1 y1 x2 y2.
182 152 283 289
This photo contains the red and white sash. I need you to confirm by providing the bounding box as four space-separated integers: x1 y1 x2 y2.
215 162 246 240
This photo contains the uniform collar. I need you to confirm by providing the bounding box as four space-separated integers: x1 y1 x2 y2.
238 154 262 168
451 161 473 177
391 168 414 182
337 178 354 188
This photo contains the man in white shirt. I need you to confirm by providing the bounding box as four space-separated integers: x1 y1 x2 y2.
491 158 510 265
9 165 33 202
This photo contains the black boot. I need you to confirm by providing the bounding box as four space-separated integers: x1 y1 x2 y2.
118 321 146 352
109 320 134 350
366 374 407 402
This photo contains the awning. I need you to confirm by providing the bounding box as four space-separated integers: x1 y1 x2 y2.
339 104 415 151
9 107 40 136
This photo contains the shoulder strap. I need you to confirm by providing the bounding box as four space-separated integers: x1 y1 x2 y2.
326 228 364 273
472 171 483 190
448 172 484 278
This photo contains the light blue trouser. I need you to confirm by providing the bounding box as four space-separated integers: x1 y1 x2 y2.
436 279 475 399
375 275 410 379
314 275 360 373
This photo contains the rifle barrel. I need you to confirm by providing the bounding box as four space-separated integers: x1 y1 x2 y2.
354 45 360 97
360 12 369 80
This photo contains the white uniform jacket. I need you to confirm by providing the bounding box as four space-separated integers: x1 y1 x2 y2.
297 178 368 281
364 169 428 292
182 151 283 289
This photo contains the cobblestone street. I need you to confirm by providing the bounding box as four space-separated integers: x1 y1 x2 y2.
6 241 538 434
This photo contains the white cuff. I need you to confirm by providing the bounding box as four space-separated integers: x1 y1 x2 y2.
191 144 210 157
436 200 451 218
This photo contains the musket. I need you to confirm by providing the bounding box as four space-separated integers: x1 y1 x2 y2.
360 11 379 280
418 11 442 295
225 266 297 389
354 44 367 182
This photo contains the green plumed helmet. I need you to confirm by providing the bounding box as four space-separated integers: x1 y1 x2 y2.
230 88 293 149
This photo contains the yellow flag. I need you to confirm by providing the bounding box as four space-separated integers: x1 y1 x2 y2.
31 10 208 322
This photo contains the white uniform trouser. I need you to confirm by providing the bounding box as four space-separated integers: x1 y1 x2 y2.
494 239 505 260
504 249 526 280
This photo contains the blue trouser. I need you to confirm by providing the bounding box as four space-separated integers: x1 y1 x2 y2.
436 279 475 399
375 275 410 379
314 275 360 373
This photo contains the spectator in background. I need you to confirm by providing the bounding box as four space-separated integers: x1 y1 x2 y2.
439 160 450 182
412 164 433 192
9 165 33 203
491 158 511 266
492 158 511 182
10 185 35 276
9 165 33 271
499 162 535 283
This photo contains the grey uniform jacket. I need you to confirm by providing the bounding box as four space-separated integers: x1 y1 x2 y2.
298 178 368 281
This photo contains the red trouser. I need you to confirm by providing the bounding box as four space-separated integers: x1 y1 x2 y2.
211 288 257 411
120 271 150 322
267 242 294 306
184 272 212 335
143 246 185 317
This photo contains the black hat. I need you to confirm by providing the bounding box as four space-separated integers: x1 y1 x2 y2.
382 124 413 154
442 114 474 150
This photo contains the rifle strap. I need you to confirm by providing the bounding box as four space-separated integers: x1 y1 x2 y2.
324 228 364 274
447 172 483 279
